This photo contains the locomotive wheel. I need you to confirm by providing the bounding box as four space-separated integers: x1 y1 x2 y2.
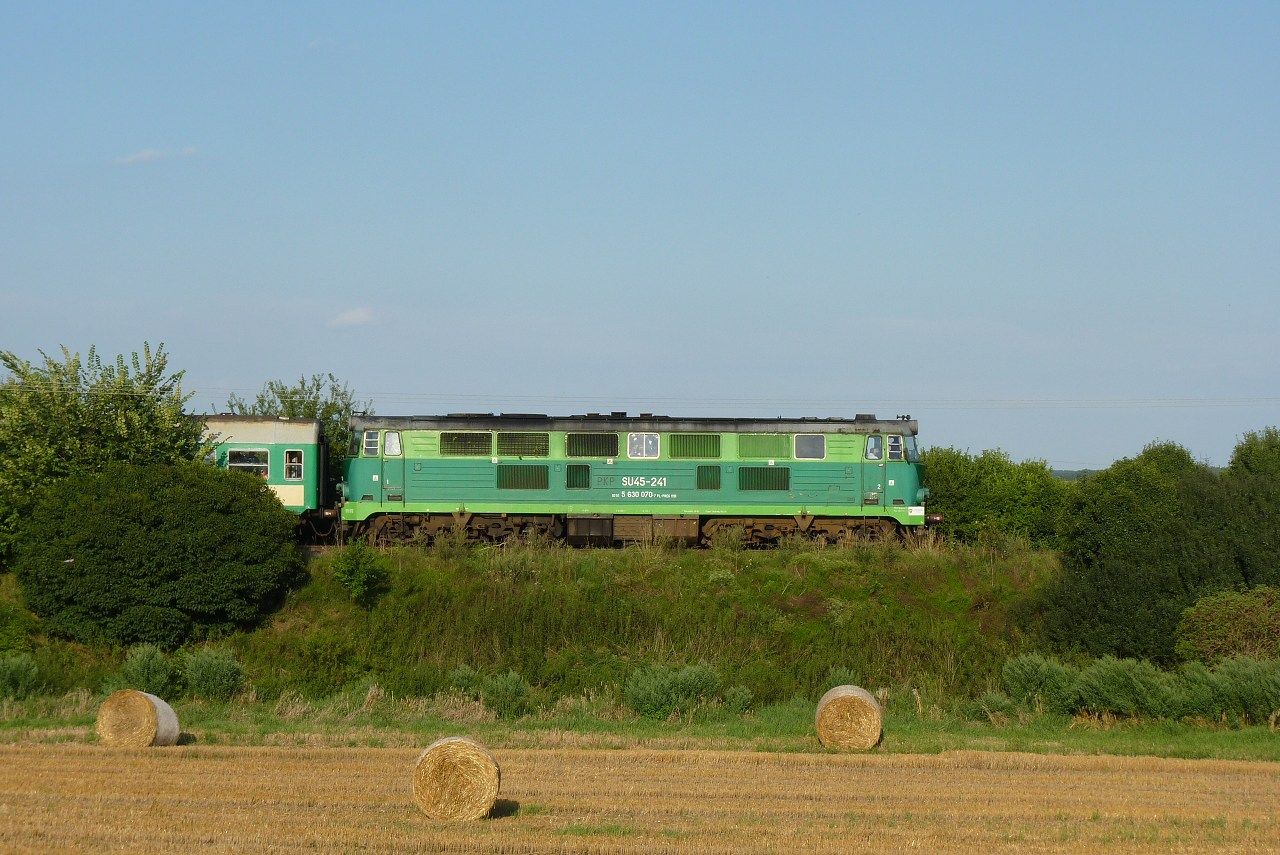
370 515 408 547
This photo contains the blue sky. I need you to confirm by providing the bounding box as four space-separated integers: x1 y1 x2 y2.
2 2 1277 468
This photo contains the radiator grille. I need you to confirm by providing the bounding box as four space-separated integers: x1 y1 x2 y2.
738 434 792 459
497 432 549 457
440 432 492 455
566 464 590 489
566 433 619 457
696 465 721 490
670 434 721 459
496 464 549 489
739 466 790 491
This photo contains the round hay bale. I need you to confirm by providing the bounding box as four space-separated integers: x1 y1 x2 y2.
95 690 180 748
815 684 882 750
411 737 500 821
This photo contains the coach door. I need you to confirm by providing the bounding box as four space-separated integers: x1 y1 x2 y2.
381 431 405 504
861 434 887 509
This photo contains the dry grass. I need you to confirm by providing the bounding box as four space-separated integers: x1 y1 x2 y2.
1 744 1277 852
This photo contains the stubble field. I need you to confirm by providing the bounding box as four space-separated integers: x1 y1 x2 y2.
2 743 1278 853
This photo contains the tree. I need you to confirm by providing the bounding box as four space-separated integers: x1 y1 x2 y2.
0 344 209 564
1222 427 1280 587
919 447 1074 546
13 462 303 648
1044 442 1238 661
226 373 370 495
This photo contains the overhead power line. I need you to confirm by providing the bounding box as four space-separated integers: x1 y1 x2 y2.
3 380 1279 412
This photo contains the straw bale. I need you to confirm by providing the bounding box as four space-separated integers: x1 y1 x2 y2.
96 690 180 748
815 684 882 750
411 736 500 821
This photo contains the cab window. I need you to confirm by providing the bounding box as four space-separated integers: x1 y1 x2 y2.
887 435 904 460
905 435 919 462
865 435 883 460
362 430 379 456
384 431 402 456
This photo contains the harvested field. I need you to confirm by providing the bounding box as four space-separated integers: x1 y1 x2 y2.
1 744 1277 853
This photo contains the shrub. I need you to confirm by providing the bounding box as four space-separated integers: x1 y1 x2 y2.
919 447 1073 546
970 691 1017 721
0 653 42 699
1046 443 1238 661
1074 657 1176 718
183 648 244 701
1176 587 1280 663
722 684 754 714
624 663 721 719
478 670 534 719
0 601 39 653
117 644 184 698
448 665 533 718
330 542 391 608
1001 653 1079 714
13 462 303 648
1210 658 1280 723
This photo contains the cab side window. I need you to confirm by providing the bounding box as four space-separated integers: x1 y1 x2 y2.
865 435 883 460
384 431 402 456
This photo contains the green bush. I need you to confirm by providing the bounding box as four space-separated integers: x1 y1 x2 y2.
1073 657 1177 718
330 542 390 608
13 462 303 648
1210 658 1280 723
624 663 721 719
183 648 244 701
0 601 39 653
722 684 754 713
968 690 1017 720
1000 653 1078 714
1046 443 1239 661
448 665 533 718
1176 587 1280 663
919 447 1073 546
117 644 184 699
0 652 42 699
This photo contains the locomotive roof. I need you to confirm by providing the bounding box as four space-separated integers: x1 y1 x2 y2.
350 413 918 436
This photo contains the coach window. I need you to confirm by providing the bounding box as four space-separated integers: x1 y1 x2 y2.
865 435 883 461
795 434 825 460
384 431 402 456
228 449 269 478
887 435 904 460
284 450 304 481
363 430 380 456
628 432 659 459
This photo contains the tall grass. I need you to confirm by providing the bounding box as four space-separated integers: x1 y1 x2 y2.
233 538 1055 703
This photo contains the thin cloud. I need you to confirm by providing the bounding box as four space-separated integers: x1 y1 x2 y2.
115 146 198 166
328 307 375 328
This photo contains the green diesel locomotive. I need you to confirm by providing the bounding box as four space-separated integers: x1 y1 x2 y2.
336 412 932 545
